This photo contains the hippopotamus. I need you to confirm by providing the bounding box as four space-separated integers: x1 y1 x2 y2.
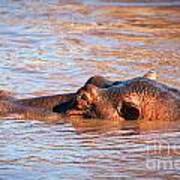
0 71 179 122
68 72 180 121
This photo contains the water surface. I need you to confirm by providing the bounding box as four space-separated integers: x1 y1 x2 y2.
0 0 180 179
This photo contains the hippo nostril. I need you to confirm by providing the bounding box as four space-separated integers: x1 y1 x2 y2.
117 101 140 121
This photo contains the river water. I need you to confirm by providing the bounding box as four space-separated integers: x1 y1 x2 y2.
0 0 180 179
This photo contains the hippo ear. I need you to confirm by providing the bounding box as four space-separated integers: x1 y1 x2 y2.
85 75 112 88
143 70 157 80
117 101 140 121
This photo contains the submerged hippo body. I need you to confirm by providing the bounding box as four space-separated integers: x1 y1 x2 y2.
0 89 65 121
0 99 64 122
71 77 180 121
17 93 75 113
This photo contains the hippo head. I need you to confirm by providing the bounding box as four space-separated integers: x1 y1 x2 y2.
68 70 158 121
70 84 141 121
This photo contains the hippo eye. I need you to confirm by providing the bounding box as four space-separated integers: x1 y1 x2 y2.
77 94 88 101
117 101 140 121
81 94 89 100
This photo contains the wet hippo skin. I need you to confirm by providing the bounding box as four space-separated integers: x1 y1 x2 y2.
69 75 180 121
